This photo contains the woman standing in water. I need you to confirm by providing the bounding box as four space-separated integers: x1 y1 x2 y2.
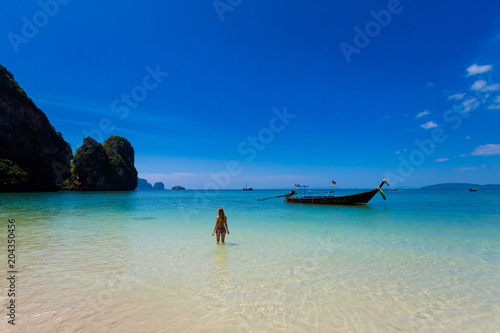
212 207 229 244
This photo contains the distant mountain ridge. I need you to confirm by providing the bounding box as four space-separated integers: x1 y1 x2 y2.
420 183 500 190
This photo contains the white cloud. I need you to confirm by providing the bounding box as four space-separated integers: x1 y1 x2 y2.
435 157 449 162
462 98 480 112
466 136 470 140
471 144 500 156
421 121 438 129
425 82 435 89
471 80 486 90
395 150 401 155
466 64 493 76
460 154 467 157
489 96 500 109
415 110 430 118
463 98 477 106
448 93 466 100
471 80 499 92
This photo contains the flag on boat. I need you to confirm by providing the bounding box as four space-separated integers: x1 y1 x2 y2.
332 180 336 187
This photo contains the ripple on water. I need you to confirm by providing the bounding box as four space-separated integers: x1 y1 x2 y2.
0 190 499 332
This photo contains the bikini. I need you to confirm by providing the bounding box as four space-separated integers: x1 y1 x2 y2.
216 217 226 233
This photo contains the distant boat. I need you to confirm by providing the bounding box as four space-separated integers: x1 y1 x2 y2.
259 180 389 205
469 188 478 192
243 183 253 191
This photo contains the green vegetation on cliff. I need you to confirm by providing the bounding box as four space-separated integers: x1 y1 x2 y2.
103 136 138 190
0 158 30 190
73 137 115 190
71 136 137 191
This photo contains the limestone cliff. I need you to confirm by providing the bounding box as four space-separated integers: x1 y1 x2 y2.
103 136 138 190
73 136 137 191
73 137 115 190
0 64 72 191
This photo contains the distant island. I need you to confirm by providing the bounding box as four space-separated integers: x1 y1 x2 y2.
136 179 166 190
172 185 185 190
420 183 500 190
153 182 165 190
137 178 153 190
0 64 137 192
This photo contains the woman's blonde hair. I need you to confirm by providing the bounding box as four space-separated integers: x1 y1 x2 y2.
218 207 225 220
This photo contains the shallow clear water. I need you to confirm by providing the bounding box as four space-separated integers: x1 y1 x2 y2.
1 189 499 332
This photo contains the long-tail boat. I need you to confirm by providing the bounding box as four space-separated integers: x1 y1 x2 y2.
258 179 389 205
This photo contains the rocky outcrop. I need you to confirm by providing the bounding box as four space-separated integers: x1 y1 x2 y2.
0 64 72 192
136 179 166 190
72 136 138 191
172 185 185 190
137 178 153 190
73 137 114 190
153 182 165 190
103 136 138 190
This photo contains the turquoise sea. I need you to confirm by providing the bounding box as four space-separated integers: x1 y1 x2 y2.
1 189 499 332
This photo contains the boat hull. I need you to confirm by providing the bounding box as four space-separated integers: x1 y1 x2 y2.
285 189 379 205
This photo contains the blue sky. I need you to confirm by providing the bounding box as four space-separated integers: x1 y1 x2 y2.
2 0 500 188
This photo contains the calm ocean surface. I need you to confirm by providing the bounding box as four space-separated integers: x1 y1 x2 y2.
1 189 499 332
